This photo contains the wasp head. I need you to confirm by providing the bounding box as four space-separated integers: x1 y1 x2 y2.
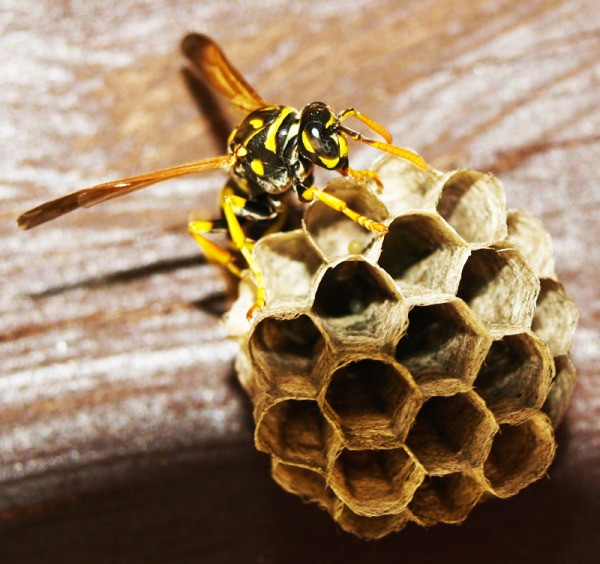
298 102 349 171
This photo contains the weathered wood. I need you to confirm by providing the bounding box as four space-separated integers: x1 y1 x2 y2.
1 0 598 561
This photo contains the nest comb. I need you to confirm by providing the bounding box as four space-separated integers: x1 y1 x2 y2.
225 155 578 539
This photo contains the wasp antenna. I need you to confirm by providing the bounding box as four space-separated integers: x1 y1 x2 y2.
337 108 393 144
340 125 428 171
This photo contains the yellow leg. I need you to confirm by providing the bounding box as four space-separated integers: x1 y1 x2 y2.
301 186 388 233
188 220 242 277
341 166 384 193
222 195 266 320
338 108 393 144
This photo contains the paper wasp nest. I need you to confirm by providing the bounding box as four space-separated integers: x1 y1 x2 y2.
225 155 578 539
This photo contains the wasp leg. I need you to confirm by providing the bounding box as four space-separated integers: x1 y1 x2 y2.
222 194 267 320
188 219 243 277
298 185 388 234
337 107 393 144
340 166 384 193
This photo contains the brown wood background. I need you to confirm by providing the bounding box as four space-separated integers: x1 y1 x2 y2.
1 1 599 562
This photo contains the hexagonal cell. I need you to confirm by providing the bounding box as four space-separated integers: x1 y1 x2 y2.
532 278 579 357
249 314 327 396
378 212 470 299
333 501 411 539
483 413 556 498
507 209 556 280
271 459 335 512
329 447 426 517
255 398 333 470
406 392 498 475
322 359 422 449
475 332 553 424
395 300 492 396
543 354 577 428
312 258 406 347
371 153 444 215
436 169 507 247
457 246 539 335
303 178 389 262
409 471 485 526
253 230 323 310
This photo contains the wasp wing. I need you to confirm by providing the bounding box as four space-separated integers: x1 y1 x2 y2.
17 154 234 230
181 33 267 113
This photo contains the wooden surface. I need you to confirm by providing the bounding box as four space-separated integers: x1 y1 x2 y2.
1 1 599 562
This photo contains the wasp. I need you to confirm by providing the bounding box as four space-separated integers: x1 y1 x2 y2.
17 33 427 318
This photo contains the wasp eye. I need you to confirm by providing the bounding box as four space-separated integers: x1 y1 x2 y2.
304 123 338 158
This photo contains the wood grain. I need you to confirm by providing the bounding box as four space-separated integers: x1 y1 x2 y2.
1 0 599 562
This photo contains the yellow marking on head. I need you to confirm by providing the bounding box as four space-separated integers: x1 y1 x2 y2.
250 158 265 176
301 129 315 153
319 154 340 169
265 107 294 153
325 114 335 128
236 146 248 158
249 118 263 128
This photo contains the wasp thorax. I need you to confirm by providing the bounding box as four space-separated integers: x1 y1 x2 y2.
299 102 348 170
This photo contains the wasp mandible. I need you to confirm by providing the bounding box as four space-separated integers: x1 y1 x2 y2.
17 33 428 318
